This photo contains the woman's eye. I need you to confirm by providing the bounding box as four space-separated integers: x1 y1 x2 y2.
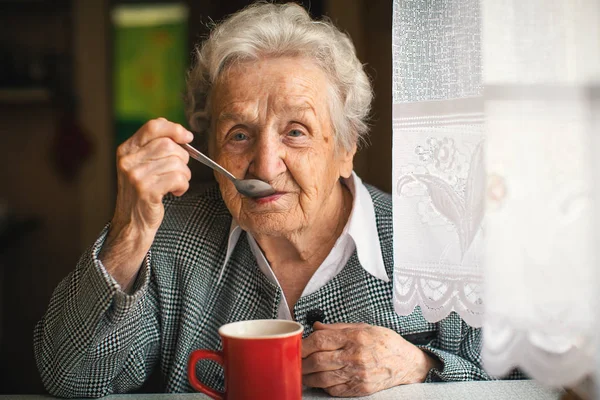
288 129 303 137
232 132 248 141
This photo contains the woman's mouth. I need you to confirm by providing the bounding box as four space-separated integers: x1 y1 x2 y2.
252 192 286 204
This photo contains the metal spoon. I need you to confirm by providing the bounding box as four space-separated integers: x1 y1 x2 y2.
181 143 276 198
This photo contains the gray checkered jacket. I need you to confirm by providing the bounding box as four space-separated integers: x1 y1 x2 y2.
34 184 520 398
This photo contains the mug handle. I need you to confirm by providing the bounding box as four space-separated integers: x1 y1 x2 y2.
187 349 225 400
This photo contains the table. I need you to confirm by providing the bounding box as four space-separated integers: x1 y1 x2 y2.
0 380 565 399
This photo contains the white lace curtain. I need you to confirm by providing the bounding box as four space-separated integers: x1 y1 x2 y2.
392 0 600 386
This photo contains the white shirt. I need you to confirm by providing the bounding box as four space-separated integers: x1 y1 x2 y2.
216 172 389 320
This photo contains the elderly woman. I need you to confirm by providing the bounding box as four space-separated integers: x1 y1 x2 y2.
34 2 509 398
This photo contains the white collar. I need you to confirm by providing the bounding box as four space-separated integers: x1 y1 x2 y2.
216 172 389 285
344 172 389 282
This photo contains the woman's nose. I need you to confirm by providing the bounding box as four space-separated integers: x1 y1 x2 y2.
248 135 286 182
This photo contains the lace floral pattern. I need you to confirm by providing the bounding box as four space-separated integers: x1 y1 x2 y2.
393 120 485 327
392 0 485 328
398 139 483 257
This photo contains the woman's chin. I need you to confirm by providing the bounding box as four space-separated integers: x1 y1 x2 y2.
242 214 298 237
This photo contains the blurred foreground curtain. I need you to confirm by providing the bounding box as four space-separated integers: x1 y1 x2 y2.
392 0 600 386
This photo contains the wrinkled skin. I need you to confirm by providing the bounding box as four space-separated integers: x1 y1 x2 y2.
302 322 440 397
210 56 355 240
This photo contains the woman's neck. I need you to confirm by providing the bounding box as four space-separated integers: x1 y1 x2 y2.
253 181 353 269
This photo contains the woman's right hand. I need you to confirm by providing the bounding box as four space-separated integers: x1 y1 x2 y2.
99 118 193 292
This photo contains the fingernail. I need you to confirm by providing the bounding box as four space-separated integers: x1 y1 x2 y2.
186 130 194 141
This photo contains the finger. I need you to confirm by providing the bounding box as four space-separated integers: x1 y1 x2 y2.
128 156 191 199
117 139 189 181
303 369 348 389
134 118 194 148
153 170 191 199
302 330 346 358
140 136 190 164
128 168 190 204
302 350 345 375
313 322 369 331
144 155 192 181
324 383 363 398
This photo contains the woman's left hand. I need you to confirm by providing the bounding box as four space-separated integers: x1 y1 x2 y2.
302 322 440 397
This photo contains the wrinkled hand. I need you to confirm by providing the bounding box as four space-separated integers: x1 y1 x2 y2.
302 322 439 397
112 118 192 233
100 118 193 291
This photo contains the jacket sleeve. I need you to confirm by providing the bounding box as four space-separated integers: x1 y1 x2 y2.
418 313 527 382
33 225 161 398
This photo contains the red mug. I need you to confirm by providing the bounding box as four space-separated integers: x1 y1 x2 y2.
188 319 304 400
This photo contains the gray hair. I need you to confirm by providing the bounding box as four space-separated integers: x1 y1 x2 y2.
184 1 373 151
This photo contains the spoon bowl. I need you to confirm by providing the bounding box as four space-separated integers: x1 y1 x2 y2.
233 179 277 198
181 143 276 198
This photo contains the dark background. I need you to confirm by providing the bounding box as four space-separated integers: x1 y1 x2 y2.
0 0 391 394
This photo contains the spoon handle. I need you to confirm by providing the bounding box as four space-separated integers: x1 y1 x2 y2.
181 143 237 182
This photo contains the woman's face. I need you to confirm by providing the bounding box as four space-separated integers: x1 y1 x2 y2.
210 56 355 236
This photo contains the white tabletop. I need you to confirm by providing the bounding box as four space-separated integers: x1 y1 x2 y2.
0 380 564 399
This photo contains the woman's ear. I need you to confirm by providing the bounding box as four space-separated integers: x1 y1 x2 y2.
339 142 357 179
